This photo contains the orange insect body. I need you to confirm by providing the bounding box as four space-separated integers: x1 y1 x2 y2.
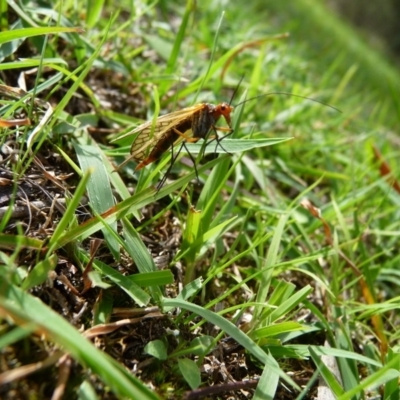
113 89 339 187
115 102 234 171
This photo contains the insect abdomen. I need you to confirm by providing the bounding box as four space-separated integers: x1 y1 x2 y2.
135 119 192 170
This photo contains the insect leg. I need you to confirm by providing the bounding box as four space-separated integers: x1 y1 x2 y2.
206 125 234 155
182 141 200 184
170 126 201 182
156 125 203 190
157 142 174 190
156 142 186 190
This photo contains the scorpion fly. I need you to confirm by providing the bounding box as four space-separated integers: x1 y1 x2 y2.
113 86 339 188
113 101 235 188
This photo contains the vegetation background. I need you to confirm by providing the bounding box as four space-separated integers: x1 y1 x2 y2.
0 0 399 399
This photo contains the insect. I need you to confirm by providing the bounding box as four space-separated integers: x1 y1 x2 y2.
113 101 235 188
113 89 339 188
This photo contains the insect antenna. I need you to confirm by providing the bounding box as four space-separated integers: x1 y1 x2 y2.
208 89 341 159
226 91 341 142
229 74 245 107
233 92 341 112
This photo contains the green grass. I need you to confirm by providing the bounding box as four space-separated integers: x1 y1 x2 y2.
1 0 400 399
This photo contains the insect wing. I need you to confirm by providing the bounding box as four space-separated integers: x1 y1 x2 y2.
129 104 205 162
